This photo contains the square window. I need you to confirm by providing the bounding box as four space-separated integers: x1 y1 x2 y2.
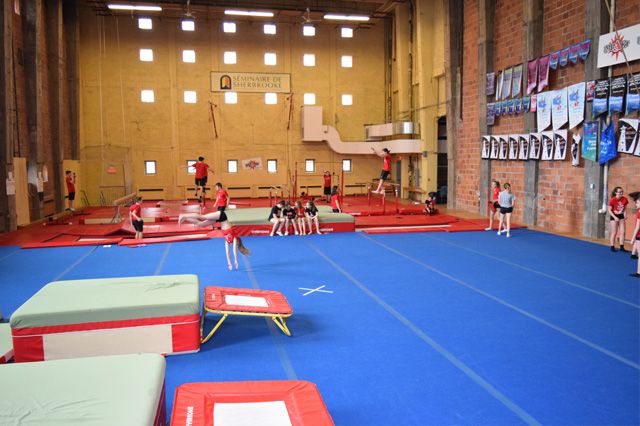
267 159 277 173
187 160 196 175
227 160 238 173
182 50 196 63
139 48 153 62
341 27 353 38
305 159 315 173
342 159 352 172
341 55 353 68
181 20 195 31
341 94 353 106
184 91 197 104
138 18 152 30
303 93 316 105
264 53 277 66
302 25 315 36
265 93 277 105
303 54 315 67
140 90 155 103
264 24 276 35
223 22 236 33
224 51 237 64
225 92 238 104
145 160 156 175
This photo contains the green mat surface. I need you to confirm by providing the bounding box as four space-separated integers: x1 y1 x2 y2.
227 206 354 224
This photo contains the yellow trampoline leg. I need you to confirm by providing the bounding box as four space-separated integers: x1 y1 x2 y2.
271 315 291 336
201 313 229 344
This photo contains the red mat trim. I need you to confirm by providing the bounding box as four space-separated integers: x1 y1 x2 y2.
21 237 123 249
118 234 210 246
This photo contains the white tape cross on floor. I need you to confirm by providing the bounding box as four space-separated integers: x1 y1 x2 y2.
298 285 333 296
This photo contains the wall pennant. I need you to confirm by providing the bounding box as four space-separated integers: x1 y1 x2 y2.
512 64 523 98
552 88 568 130
571 132 581 166
495 71 503 101
514 98 522 114
503 67 513 99
559 47 570 67
549 51 560 70
490 136 500 159
508 135 519 159
537 91 552 131
507 99 514 115
530 94 538 112
586 80 596 101
487 103 496 125
609 75 626 115
502 100 508 115
569 43 580 64
522 96 531 112
486 72 496 96
553 130 568 160
599 120 617 165
618 118 639 154
582 121 598 162
481 135 491 159
568 82 586 129
518 135 530 160
499 135 509 160
579 39 591 62
529 133 542 159
538 55 550 92
592 79 610 118
627 73 640 115
527 58 539 95
541 131 555 160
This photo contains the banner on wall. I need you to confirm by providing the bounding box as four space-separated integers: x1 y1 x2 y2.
242 157 263 170
481 136 491 159
499 135 508 160
210 72 291 93
496 71 503 101
523 96 531 112
592 79 610 118
541 131 554 160
569 43 580 64
627 74 640 114
554 130 568 160
502 100 508 115
512 64 523 98
530 94 538 112
537 91 552 131
507 99 514 115
538 55 550 92
582 121 598 161
586 80 596 101
579 39 592 61
518 134 529 160
597 23 640 68
503 67 513 99
490 136 499 159
527 58 538 95
609 75 626 115
571 132 581 166
559 47 570 67
618 118 639 154
509 135 519 159
487 103 496 125
549 51 560 70
552 88 568 130
486 72 496 96
514 98 522 114
568 82 586 129
599 120 617 164
530 133 542 159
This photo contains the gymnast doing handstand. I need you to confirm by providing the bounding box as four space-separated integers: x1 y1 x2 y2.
179 211 250 270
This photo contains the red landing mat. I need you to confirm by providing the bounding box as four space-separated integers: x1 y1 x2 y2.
22 237 124 249
397 206 433 215
362 226 451 234
118 234 210 246
120 222 213 236
355 214 459 228
64 224 124 237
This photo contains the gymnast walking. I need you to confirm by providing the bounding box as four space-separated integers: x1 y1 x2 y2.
178 211 250 270
213 182 229 212
485 179 501 231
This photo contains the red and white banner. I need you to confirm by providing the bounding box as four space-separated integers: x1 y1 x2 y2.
597 23 640 68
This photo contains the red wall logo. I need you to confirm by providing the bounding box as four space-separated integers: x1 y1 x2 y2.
604 33 630 60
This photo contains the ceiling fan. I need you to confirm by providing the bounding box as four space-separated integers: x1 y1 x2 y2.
300 7 321 24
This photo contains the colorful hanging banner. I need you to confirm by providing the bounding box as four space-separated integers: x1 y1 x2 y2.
579 39 592 61
559 48 570 67
486 72 495 96
618 118 639 154
481 136 491 159
599 120 617 164
552 88 568 130
530 133 542 159
541 131 555 160
571 132 581 166
568 82 586 129
502 100 508 115
531 94 538 112
626 73 640 114
538 55 550 92
490 136 499 159
582 121 598 162
509 135 519 159
507 99 514 115
569 43 580 64
487 103 496 125
499 135 508 160
609 75 626 115
553 130 568 160
537 91 552 131
592 79 610 118
549 51 560 70
512 64 523 98
597 23 640 68
495 71 503 102
514 98 522 114
518 135 530 160
523 96 531 112
527 58 538 95
503 67 513 99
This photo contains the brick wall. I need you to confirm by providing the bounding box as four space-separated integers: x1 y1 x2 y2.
455 0 640 235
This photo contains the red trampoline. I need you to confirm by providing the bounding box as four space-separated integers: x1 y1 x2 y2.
201 286 293 343
170 381 334 426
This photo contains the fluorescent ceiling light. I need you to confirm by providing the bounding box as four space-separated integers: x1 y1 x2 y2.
108 4 162 11
225 10 274 18
324 14 369 22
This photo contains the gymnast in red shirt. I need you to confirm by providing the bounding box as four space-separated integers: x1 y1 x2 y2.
129 197 144 240
213 182 229 212
330 186 341 213
629 191 640 277
485 180 500 231
607 186 629 252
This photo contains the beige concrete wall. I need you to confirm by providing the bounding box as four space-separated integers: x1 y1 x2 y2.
77 9 388 202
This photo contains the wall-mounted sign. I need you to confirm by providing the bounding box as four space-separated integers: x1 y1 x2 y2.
597 23 640 68
210 72 291 93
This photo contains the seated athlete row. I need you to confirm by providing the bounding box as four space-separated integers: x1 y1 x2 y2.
268 187 342 236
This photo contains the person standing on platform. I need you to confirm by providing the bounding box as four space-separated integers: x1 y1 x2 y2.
193 157 211 203
65 170 76 211
629 192 640 277
129 197 144 240
323 171 332 203
213 182 229 212
330 186 342 213
371 147 391 194
607 186 628 252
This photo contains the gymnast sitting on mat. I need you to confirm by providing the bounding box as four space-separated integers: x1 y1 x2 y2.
179 211 250 270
